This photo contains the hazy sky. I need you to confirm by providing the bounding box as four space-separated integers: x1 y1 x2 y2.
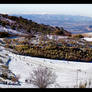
0 4 92 17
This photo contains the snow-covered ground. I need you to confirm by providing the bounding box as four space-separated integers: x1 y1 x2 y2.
0 45 92 88
47 35 68 40
83 37 92 42
0 48 92 88
0 26 26 35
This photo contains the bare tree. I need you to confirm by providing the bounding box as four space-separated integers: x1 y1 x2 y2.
29 65 56 88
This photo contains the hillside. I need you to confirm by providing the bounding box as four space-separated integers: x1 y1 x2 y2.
1 14 92 88
0 14 71 37
0 43 92 88
12 14 92 34
2 14 92 62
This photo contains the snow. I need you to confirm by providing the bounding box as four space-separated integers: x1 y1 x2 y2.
0 26 25 35
2 52 92 87
47 35 68 40
83 37 92 42
5 18 15 24
0 46 92 88
0 17 15 24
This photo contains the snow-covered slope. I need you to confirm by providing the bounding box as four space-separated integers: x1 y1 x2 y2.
0 14 28 36
0 47 92 88
0 26 26 35
8 53 92 88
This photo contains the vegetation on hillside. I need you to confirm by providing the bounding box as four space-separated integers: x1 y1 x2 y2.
0 32 12 38
0 14 71 36
4 36 92 62
72 34 84 39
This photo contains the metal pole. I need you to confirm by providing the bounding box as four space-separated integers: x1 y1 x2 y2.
76 70 78 87
77 70 78 87
77 69 80 87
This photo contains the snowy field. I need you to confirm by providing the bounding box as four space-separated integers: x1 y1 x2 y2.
0 45 92 88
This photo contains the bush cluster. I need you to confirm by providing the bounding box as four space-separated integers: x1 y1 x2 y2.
7 40 92 62
0 32 12 38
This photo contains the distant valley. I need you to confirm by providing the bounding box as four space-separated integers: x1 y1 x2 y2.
11 14 92 34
